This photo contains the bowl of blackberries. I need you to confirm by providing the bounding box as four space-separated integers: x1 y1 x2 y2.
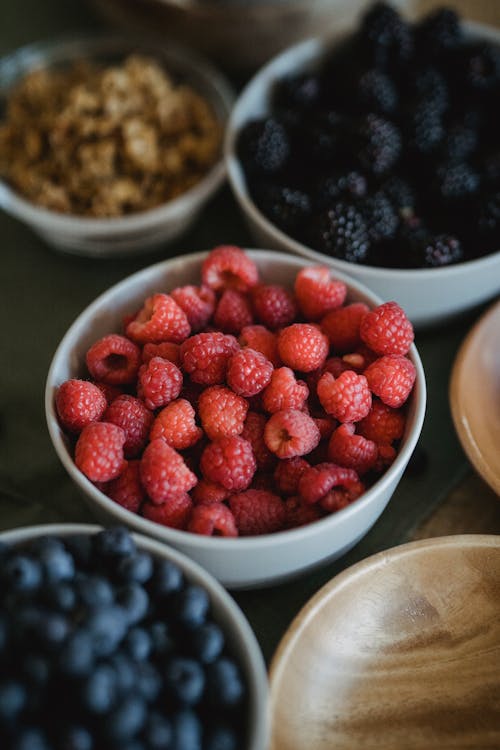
226 3 500 327
0 524 268 750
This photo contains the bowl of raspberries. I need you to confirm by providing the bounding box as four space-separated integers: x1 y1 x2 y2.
0 523 268 750
226 3 500 327
46 245 426 588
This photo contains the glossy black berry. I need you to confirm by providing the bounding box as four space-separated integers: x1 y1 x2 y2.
415 7 463 59
354 114 402 175
164 657 205 706
362 191 399 243
417 234 463 267
405 99 444 156
255 184 311 235
315 170 367 211
381 176 415 213
314 202 370 263
441 123 478 162
434 162 480 201
360 1 414 72
273 72 321 111
237 118 290 176
356 69 398 115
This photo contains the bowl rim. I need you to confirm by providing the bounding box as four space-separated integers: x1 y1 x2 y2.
0 32 235 233
45 248 426 551
224 19 500 280
0 521 269 750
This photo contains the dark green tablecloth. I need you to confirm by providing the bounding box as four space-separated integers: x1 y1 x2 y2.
0 0 485 663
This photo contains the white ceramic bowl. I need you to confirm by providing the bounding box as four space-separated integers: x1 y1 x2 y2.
45 249 426 589
0 522 269 750
0 34 234 257
225 21 500 328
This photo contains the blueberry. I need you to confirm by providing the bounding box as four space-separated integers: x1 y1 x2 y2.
117 552 153 584
190 623 224 664
151 559 183 596
85 606 128 657
82 664 117 714
0 615 7 653
37 612 70 649
103 695 147 742
142 712 173 749
107 652 137 694
3 555 42 591
149 621 174 656
28 535 65 556
0 680 27 720
11 727 49 750
93 527 136 559
171 585 209 630
170 709 202 750
124 627 152 662
76 575 114 610
58 725 93 750
135 662 162 703
205 725 238 750
40 546 75 583
164 657 205 706
206 659 245 709
59 631 94 677
22 654 51 687
63 535 92 568
42 581 76 612
116 584 149 625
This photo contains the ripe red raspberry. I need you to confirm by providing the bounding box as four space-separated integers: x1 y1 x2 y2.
201 245 259 293
140 439 197 504
126 293 191 344
274 457 310 495
191 479 229 505
306 356 351 397
364 355 416 408
239 324 281 366
103 395 154 458
137 357 183 410
106 460 145 513
229 489 286 535
312 414 337 440
298 462 361 505
241 412 275 471
277 324 329 372
317 370 372 422
264 409 320 459
251 284 298 330
86 334 141 385
360 301 414 356
170 284 216 332
200 436 256 491
55 379 107 433
198 386 248 440
142 493 193 530
357 399 406 444
327 423 378 475
262 367 309 413
180 332 239 385
94 382 124 405
213 290 253 334
187 504 238 537
142 342 180 366
226 348 273 397
294 266 347 320
321 303 370 352
285 496 322 529
373 443 397 472
150 399 203 450
75 422 126 482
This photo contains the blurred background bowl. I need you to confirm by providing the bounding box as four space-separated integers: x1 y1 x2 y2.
45 249 426 589
0 34 233 257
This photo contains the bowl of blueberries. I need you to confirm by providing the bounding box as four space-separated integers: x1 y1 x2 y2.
0 524 269 750
226 3 500 327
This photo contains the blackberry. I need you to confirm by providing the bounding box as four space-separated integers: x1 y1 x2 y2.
314 170 367 211
362 191 399 243
478 192 500 240
416 234 463 267
313 202 370 262
441 122 478 162
381 176 415 214
273 72 322 111
354 114 402 175
360 2 414 72
479 150 500 188
306 111 348 166
415 7 463 60
356 69 398 116
407 66 449 114
254 184 311 235
434 162 480 201
405 99 444 155
462 42 500 94
237 117 290 176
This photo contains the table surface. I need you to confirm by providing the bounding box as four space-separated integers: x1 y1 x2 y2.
1 0 499 666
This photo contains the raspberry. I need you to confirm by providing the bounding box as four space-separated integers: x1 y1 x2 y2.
150 399 203 450
317 370 372 422
180 332 239 385
321 303 370 353
277 324 329 372
142 493 193 530
373 442 397 473
213 290 253 334
75 422 126 483
364 355 416 408
198 386 248 440
226 348 273 397
264 409 320 459
360 301 414 356
106 460 145 513
239 325 280 366
187 504 238 537
306 357 351 397
201 245 259 293
140 439 197 504
357 399 406 444
55 379 107 433
250 284 298 330
273 456 310 495
103 395 154 458
327 423 378 475
284 496 322 529
312 414 336 440
298 462 361 505
190 479 229 506
94 382 123 405
200 436 256 491
170 284 216 332
86 334 141 385
126 293 191 344
241 412 275 471
142 342 180 366
262 367 309 413
229 490 286 535
137 357 183 411
294 266 347 320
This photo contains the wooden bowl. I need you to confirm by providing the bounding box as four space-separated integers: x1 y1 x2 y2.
269 535 500 749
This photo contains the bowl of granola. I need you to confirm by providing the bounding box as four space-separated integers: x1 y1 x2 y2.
0 34 233 256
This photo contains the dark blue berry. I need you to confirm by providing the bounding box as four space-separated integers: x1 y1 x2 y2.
42 581 76 612
3 555 42 591
82 664 117 714
149 621 174 656
39 545 75 583
151 559 183 597
76 575 114 609
142 711 173 750
206 659 245 709
164 657 205 706
108 652 137 694
124 627 152 662
85 605 128 657
59 631 94 677
135 662 162 703
58 725 93 750
170 709 202 750
11 727 49 750
63 535 92 568
0 615 7 653
205 724 238 750
93 527 136 559
103 695 147 742
190 623 224 664
22 655 51 687
0 680 26 720
116 584 149 625
172 585 209 630
37 612 70 649
117 552 153 584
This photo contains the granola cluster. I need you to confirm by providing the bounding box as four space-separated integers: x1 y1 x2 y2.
0 55 222 217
